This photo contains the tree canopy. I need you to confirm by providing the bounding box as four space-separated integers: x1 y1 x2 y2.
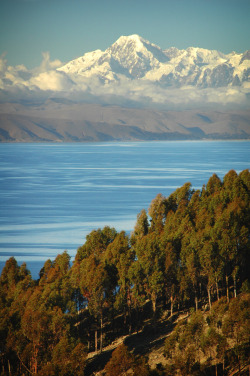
1 169 249 376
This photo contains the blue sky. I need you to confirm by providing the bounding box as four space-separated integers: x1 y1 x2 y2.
0 0 250 68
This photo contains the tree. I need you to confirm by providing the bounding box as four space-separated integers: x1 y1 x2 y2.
127 259 146 333
74 227 119 352
130 208 149 243
133 232 165 316
39 251 73 313
21 307 51 374
106 231 134 334
0 257 20 301
0 258 34 376
202 327 226 376
222 294 250 374
48 337 86 376
76 226 117 261
206 173 222 196
163 242 179 316
80 255 114 352
180 229 201 311
104 344 134 376
165 312 204 375
148 193 167 233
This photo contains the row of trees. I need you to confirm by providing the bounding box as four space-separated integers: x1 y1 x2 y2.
0 169 249 375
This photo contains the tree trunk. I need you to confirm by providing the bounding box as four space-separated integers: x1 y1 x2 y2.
126 288 132 335
8 359 11 376
33 345 38 374
216 278 220 301
87 332 90 351
207 285 212 310
100 316 103 353
215 363 218 376
128 305 132 335
136 307 139 334
226 275 230 303
195 293 198 312
95 330 98 352
233 275 237 298
152 295 157 316
170 294 174 316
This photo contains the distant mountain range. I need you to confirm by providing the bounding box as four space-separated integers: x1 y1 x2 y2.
58 34 250 88
0 35 249 142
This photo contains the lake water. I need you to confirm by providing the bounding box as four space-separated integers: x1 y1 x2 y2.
0 141 249 279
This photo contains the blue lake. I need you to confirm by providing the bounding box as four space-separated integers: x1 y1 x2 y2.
0 141 249 278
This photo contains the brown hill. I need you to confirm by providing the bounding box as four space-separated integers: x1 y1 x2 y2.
0 101 249 142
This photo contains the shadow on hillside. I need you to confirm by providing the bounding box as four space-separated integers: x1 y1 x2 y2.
84 310 186 376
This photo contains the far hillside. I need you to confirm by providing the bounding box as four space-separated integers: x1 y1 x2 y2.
0 101 249 142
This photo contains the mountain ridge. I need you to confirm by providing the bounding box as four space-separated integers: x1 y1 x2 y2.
58 34 250 88
0 34 249 141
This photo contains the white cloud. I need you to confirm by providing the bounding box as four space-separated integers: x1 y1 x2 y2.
0 53 249 111
33 51 64 74
29 70 73 91
0 53 8 73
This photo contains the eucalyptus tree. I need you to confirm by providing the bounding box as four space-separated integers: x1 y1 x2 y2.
105 231 134 333
133 232 165 316
148 193 168 233
130 208 149 243
76 227 118 352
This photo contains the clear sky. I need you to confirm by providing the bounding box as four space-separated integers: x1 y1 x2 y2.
0 0 250 68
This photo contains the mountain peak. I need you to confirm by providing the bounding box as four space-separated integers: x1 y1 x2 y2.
113 34 147 46
106 34 169 78
108 34 150 55
57 35 249 88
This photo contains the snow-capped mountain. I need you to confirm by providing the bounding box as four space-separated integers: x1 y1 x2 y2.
58 35 168 82
0 34 249 112
58 34 250 88
1 35 249 142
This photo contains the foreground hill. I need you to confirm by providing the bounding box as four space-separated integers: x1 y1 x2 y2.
85 295 250 376
1 170 249 375
0 101 249 142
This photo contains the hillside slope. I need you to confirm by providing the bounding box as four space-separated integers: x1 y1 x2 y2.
0 101 249 142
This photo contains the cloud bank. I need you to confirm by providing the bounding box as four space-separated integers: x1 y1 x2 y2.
0 52 249 111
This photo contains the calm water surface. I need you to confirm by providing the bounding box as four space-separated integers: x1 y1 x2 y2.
0 141 249 278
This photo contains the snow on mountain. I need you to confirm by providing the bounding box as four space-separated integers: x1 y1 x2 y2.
58 34 250 88
58 34 169 82
106 34 169 78
0 35 249 110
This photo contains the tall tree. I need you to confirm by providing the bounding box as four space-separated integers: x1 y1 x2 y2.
133 232 165 316
80 254 114 352
130 208 149 244
148 193 167 233
106 231 134 334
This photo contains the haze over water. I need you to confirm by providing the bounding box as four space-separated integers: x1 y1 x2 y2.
0 141 249 278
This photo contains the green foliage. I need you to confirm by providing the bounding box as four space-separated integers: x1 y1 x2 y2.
131 209 149 243
1 169 249 375
164 294 250 375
